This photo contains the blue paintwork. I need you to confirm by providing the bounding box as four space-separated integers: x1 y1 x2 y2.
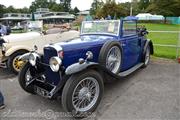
57 35 118 68
42 19 147 85
124 16 138 20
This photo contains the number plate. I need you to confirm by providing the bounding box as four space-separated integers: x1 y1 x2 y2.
35 86 48 96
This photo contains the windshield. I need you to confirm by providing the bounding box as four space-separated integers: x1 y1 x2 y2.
81 20 120 36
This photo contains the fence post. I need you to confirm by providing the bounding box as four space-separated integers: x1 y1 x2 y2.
176 31 180 59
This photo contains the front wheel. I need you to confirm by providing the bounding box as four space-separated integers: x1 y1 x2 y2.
8 51 27 74
61 70 104 118
18 63 35 94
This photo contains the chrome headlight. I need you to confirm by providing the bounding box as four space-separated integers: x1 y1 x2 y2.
1 44 6 51
49 57 62 72
29 53 39 66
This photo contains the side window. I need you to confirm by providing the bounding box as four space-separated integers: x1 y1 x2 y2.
123 20 137 36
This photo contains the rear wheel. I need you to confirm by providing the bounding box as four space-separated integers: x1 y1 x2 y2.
8 51 27 74
61 70 104 118
142 45 150 68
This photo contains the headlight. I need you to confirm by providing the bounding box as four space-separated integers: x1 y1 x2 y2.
2 44 6 51
29 53 39 66
49 57 62 72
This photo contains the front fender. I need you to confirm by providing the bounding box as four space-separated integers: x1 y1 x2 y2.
65 61 122 83
18 53 31 61
143 39 154 55
5 45 31 57
65 62 98 75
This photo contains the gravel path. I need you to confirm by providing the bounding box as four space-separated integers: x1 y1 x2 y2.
0 59 179 120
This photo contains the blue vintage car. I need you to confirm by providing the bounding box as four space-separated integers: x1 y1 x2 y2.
18 17 153 117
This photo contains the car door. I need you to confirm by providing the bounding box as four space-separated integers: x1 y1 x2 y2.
121 20 141 70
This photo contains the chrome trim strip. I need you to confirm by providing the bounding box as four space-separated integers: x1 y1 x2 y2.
81 20 120 36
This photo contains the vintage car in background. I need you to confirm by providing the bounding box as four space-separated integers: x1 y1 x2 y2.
0 28 79 74
18 17 153 117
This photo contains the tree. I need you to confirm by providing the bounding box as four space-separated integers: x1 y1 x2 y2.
30 0 49 12
6 6 16 13
50 4 64 12
18 7 30 13
73 7 80 14
170 0 180 16
138 0 150 11
121 2 130 16
62 0 71 12
145 0 180 16
90 0 104 15
145 0 180 23
0 4 6 17
48 0 57 9
96 1 127 19
132 0 141 15
48 0 64 12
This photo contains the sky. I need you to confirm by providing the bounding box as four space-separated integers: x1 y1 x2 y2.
0 0 131 11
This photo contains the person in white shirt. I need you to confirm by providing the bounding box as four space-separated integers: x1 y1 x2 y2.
0 24 7 36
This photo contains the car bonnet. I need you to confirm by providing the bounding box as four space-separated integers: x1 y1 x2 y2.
1 32 41 43
56 35 115 46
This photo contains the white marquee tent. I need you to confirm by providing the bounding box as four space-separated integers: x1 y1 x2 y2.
136 13 164 20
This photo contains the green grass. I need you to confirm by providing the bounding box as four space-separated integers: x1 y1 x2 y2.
153 46 180 59
139 23 180 31
74 23 180 59
148 32 178 45
139 23 180 59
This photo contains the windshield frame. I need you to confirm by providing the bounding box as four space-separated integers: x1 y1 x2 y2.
80 20 120 36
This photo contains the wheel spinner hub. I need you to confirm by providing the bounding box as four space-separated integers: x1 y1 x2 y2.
13 56 26 71
78 87 91 101
72 77 100 112
106 46 121 73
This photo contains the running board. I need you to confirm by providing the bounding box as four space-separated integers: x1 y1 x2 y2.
118 63 143 77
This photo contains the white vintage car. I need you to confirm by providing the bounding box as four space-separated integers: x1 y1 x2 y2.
0 29 79 74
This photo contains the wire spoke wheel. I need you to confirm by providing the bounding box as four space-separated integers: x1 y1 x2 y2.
145 47 150 65
72 77 100 112
18 63 35 94
106 46 121 73
13 55 26 72
25 68 33 86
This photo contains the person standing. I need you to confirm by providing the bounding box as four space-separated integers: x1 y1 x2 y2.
0 90 5 109
0 24 7 36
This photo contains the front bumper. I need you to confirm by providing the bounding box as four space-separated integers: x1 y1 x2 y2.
27 72 62 98
27 61 65 98
34 80 57 98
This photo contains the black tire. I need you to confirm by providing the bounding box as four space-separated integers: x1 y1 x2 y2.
142 45 150 68
7 50 27 74
61 70 104 118
18 62 35 94
99 41 122 74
